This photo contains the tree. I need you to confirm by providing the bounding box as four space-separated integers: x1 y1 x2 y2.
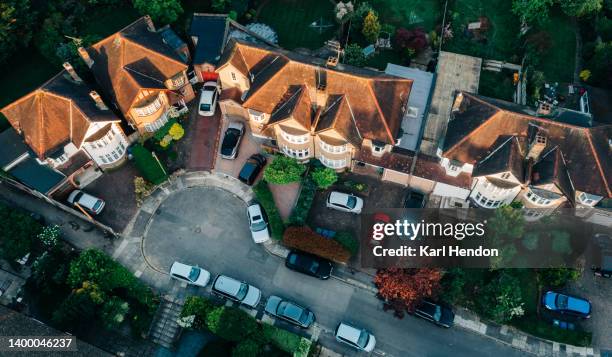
362 10 380 43
559 0 603 17
488 205 525 267
181 296 215 329
343 43 366 67
440 268 466 304
134 176 155 206
310 167 338 189
263 155 305 184
206 306 259 342
511 0 554 24
211 0 230 12
0 203 42 261
374 268 443 317
0 0 34 65
537 268 580 287
586 41 612 87
477 270 524 323
133 0 183 25
394 27 428 53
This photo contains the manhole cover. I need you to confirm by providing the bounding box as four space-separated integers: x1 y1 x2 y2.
194 226 202 234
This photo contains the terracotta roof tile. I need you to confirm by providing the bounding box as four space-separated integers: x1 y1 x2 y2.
413 155 472 189
354 146 414 173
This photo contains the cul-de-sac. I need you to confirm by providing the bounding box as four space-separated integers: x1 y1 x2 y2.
0 0 610 356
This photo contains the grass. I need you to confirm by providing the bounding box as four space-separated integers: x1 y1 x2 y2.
533 9 576 83
253 180 285 240
371 0 441 31
512 316 592 347
444 0 522 61
257 0 336 49
478 69 516 101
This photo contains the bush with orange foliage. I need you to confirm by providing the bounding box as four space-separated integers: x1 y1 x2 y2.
282 226 351 263
374 268 443 318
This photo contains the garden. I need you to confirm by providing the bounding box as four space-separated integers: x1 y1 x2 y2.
179 296 311 357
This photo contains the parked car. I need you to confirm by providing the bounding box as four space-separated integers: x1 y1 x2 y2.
169 262 211 287
220 121 245 159
334 322 376 352
238 154 267 185
326 191 363 214
264 296 315 328
414 300 455 328
542 291 591 318
285 251 333 279
403 190 425 208
198 81 219 116
247 203 270 243
67 190 105 215
211 275 261 308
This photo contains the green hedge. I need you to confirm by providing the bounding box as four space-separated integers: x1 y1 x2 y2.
288 176 316 226
263 324 311 357
334 231 358 256
253 181 285 240
132 144 168 185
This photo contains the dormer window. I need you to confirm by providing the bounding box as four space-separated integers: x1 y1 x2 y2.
407 106 418 118
372 143 385 153
578 192 595 205
525 189 552 206
172 75 185 88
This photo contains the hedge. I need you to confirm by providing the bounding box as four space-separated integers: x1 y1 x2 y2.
334 231 359 256
283 226 351 263
132 144 168 185
263 324 311 357
253 181 285 240
288 176 316 226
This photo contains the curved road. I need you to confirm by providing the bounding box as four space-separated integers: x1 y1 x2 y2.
144 186 527 357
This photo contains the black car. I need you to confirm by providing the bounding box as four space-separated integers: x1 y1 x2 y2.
414 300 455 328
285 251 333 280
238 154 267 185
403 191 425 208
220 121 245 159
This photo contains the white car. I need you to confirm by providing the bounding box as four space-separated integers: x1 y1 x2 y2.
198 81 219 116
326 191 364 214
169 262 211 287
247 203 270 243
334 322 376 352
211 275 261 308
67 190 105 215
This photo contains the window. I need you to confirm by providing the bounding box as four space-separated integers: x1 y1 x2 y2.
280 130 309 144
579 192 594 205
473 191 502 208
320 155 347 169
282 146 309 159
501 172 511 179
320 141 347 154
250 112 265 122
231 72 237 81
99 156 107 164
172 75 185 88
134 94 164 117
372 144 385 153
144 114 169 132
407 106 418 118
526 190 551 206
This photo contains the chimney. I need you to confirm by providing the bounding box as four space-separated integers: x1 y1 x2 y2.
77 47 94 68
143 15 155 32
537 101 552 115
89 91 108 110
527 133 547 161
451 92 465 114
62 62 82 82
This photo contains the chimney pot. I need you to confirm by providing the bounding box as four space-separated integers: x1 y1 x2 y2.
62 62 82 82
77 47 94 68
143 15 155 32
89 91 108 110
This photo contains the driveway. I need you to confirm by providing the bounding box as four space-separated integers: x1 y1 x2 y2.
183 107 222 171
140 184 526 357
214 117 263 178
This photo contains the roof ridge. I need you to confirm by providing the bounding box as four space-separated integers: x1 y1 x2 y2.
344 95 362 141
270 86 304 118
477 135 514 165
584 130 611 197
121 36 187 68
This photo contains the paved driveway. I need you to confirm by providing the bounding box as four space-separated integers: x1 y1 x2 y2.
214 117 263 178
141 185 526 357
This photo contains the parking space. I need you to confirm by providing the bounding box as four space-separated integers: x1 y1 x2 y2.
214 117 263 178
182 105 222 171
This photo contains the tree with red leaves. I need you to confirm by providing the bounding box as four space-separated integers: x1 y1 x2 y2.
394 27 428 54
374 268 442 318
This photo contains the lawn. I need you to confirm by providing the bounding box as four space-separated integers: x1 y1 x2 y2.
444 0 522 62
257 0 337 50
534 9 576 83
371 0 441 31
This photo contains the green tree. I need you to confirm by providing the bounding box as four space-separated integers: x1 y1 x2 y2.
440 268 466 304
263 155 305 184
206 307 260 342
559 0 602 17
211 0 230 12
478 270 524 323
586 41 612 87
181 296 215 329
0 203 42 261
343 43 366 67
362 10 380 43
0 0 33 65
512 0 554 24
34 11 68 64
310 167 338 189
232 339 261 357
133 0 183 25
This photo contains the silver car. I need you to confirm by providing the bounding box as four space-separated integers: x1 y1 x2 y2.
247 203 270 243
67 190 105 215
169 262 211 287
264 296 315 328
211 275 261 308
334 322 376 352
326 191 364 214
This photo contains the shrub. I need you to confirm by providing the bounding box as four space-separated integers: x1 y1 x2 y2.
343 43 366 67
362 11 381 43
476 270 524 323
263 324 307 354
311 167 338 189
334 231 358 256
232 339 261 357
100 296 129 329
168 122 185 140
181 296 216 329
288 176 316 226
134 177 155 206
253 181 285 240
264 156 305 184
38 225 61 249
551 230 572 255
522 232 539 251
0 203 42 261
282 226 351 263
537 268 581 287
206 306 260 342
132 144 168 185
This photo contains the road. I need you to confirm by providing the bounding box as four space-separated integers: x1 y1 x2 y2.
142 186 527 357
